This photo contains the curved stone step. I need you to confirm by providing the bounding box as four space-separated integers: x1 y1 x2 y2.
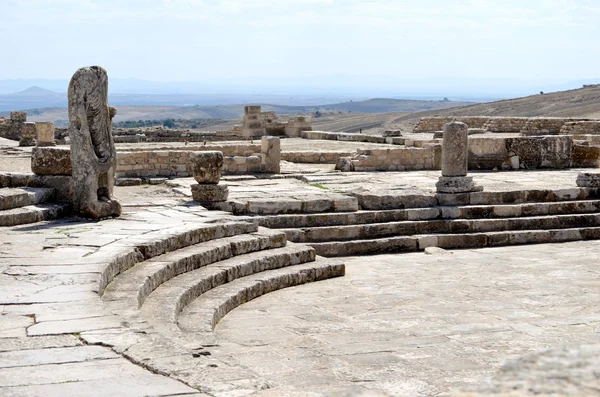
98 220 258 294
309 226 600 256
0 187 55 210
284 213 600 243
0 203 71 227
139 243 317 334
102 228 287 310
177 256 344 335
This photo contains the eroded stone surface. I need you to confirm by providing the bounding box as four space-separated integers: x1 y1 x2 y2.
191 183 229 202
442 122 469 177
189 151 223 184
68 66 121 218
30 147 72 176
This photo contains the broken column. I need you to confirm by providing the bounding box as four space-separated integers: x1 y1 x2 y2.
189 151 229 204
19 122 36 146
436 122 482 193
68 66 121 218
36 122 56 147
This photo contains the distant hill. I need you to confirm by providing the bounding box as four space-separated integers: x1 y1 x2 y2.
9 86 63 98
387 85 600 132
3 98 475 125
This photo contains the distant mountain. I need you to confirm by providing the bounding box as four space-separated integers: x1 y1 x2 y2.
6 98 476 124
8 86 63 98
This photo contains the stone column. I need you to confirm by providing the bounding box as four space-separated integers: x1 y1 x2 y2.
261 136 280 174
436 122 482 194
36 122 56 146
19 122 36 146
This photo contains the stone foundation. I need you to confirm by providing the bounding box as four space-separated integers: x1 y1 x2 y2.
344 146 442 172
116 136 281 178
414 116 600 135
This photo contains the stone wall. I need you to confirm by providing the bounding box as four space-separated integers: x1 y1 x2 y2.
346 145 442 171
281 151 355 164
413 117 489 133
0 111 27 140
520 117 576 135
414 116 600 135
113 128 239 143
468 136 576 169
241 105 312 138
301 130 385 143
560 120 600 135
483 117 530 133
115 136 280 178
285 116 313 137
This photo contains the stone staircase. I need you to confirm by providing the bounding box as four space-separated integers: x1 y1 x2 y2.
101 220 344 346
0 187 70 226
252 187 600 256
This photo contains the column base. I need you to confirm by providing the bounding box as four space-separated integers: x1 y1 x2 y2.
436 176 483 194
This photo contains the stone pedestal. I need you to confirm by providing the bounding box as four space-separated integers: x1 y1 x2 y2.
437 122 482 194
36 122 56 147
436 176 483 194
19 122 36 147
191 184 229 202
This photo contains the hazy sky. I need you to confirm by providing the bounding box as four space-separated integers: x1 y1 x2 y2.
1 0 599 84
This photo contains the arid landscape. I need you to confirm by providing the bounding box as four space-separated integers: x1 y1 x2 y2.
2 1 600 397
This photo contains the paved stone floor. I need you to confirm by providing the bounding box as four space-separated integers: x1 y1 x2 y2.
1 163 599 396
215 241 600 396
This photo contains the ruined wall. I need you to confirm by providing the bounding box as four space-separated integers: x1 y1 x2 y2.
285 116 313 137
413 117 489 133
560 121 600 135
281 151 355 164
414 116 600 135
115 137 280 178
0 112 27 140
347 145 442 171
468 136 575 169
520 118 575 135
483 117 529 133
242 105 265 138
301 130 385 143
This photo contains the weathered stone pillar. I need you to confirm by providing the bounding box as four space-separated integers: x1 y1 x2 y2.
68 66 121 218
261 136 280 174
19 122 36 146
36 122 56 147
436 122 482 194
189 151 229 204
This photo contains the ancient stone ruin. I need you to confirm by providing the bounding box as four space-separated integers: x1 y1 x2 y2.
436 122 482 193
241 105 312 138
189 150 229 205
0 111 27 141
68 66 121 218
35 121 56 146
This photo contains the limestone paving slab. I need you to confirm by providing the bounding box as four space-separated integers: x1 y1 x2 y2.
214 240 600 396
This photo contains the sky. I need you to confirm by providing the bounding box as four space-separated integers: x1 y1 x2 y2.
1 0 599 95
